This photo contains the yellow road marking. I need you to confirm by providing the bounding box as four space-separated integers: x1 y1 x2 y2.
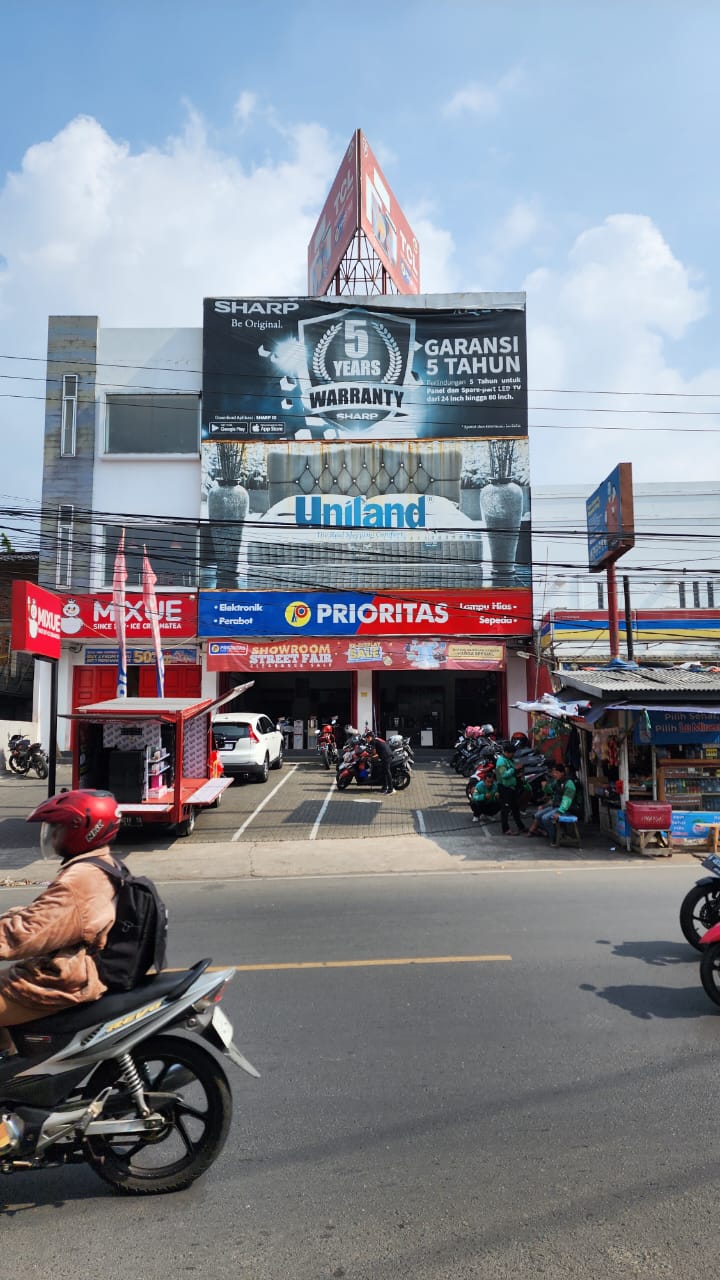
169 955 511 973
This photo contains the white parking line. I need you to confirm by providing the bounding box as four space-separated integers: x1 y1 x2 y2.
415 809 426 835
310 778 338 841
231 765 299 841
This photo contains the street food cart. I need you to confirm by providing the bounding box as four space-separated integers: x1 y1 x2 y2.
68 683 253 837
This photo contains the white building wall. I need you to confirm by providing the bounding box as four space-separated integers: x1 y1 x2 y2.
91 328 203 590
532 482 720 617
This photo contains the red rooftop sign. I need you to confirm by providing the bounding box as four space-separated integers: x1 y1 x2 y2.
11 580 63 660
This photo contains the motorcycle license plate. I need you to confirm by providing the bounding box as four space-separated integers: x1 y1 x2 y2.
211 1006 235 1047
702 853 720 875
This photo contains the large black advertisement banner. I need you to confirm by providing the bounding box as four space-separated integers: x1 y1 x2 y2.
202 298 527 442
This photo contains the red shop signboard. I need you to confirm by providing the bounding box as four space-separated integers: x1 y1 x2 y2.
59 593 198 640
11 580 63 659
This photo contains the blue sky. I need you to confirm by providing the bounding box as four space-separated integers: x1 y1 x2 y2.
1 0 719 507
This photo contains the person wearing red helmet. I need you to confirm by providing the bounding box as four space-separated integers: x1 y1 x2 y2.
0 790 121 1057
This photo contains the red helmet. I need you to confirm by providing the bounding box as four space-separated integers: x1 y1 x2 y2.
27 790 121 858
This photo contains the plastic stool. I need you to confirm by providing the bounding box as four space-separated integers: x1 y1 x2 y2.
553 815 581 849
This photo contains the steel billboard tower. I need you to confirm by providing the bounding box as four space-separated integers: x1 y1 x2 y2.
307 129 421 297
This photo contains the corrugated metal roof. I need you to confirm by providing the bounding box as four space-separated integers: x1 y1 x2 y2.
558 669 720 696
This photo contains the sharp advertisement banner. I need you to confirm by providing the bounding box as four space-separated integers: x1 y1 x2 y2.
198 590 532 638
202 297 527 442
59 594 198 640
207 637 506 673
201 438 531 594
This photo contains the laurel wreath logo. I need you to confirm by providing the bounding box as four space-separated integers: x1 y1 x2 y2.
310 317 403 387
372 321 402 383
312 322 342 382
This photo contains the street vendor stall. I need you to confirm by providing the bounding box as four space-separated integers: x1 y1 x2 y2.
553 668 720 854
67 682 253 837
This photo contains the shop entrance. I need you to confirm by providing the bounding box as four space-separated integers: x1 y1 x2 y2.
221 672 353 747
375 672 501 748
72 664 202 709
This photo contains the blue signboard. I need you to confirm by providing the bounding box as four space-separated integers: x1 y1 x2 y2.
586 463 634 571
635 710 720 746
84 647 197 666
198 591 462 638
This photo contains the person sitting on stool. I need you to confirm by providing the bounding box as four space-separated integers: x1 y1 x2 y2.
539 764 577 840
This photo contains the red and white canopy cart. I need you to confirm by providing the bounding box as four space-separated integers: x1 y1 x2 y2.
67 683 253 837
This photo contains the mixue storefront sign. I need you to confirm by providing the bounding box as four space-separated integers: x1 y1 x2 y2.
202 297 527 442
59 594 198 640
198 590 532 639
11 580 63 659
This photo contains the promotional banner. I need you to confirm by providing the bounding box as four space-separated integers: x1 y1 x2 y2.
202 297 527 442
307 132 359 296
198 590 532 638
586 462 635 571
60 594 198 640
11 580 62 660
207 638 506 673
83 647 198 667
358 130 420 294
201 438 531 593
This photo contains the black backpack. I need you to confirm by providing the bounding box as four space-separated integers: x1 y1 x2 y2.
87 857 169 991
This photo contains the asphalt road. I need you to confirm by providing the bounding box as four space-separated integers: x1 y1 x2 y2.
3 866 719 1279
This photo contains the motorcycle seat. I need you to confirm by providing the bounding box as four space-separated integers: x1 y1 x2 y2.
9 959 212 1037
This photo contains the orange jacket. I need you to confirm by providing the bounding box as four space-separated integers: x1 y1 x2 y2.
0 848 117 1012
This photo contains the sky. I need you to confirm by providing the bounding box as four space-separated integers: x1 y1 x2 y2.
1 0 720 517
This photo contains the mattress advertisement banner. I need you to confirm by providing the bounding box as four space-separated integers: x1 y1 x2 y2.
207 637 506 673
201 438 531 598
202 297 526 442
198 589 532 638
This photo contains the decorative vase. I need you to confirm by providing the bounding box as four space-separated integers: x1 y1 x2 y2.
207 481 249 589
480 480 523 585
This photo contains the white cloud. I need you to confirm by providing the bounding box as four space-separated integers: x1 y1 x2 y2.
443 67 523 119
233 91 257 124
0 111 455 507
525 213 719 485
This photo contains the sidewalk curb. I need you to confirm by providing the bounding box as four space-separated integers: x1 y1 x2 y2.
0 834 700 888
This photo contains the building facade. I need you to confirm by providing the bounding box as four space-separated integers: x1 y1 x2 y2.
38 296 536 751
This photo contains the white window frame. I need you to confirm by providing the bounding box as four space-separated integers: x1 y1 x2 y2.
61 374 78 456
56 504 74 588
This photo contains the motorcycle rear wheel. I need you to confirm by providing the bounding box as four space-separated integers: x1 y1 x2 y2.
392 767 411 791
680 882 720 950
700 943 720 1008
82 1033 232 1195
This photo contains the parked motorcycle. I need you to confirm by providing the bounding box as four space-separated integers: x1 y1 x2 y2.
0 958 258 1194
680 851 720 950
387 732 414 763
336 739 412 791
317 719 339 770
6 733 49 779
